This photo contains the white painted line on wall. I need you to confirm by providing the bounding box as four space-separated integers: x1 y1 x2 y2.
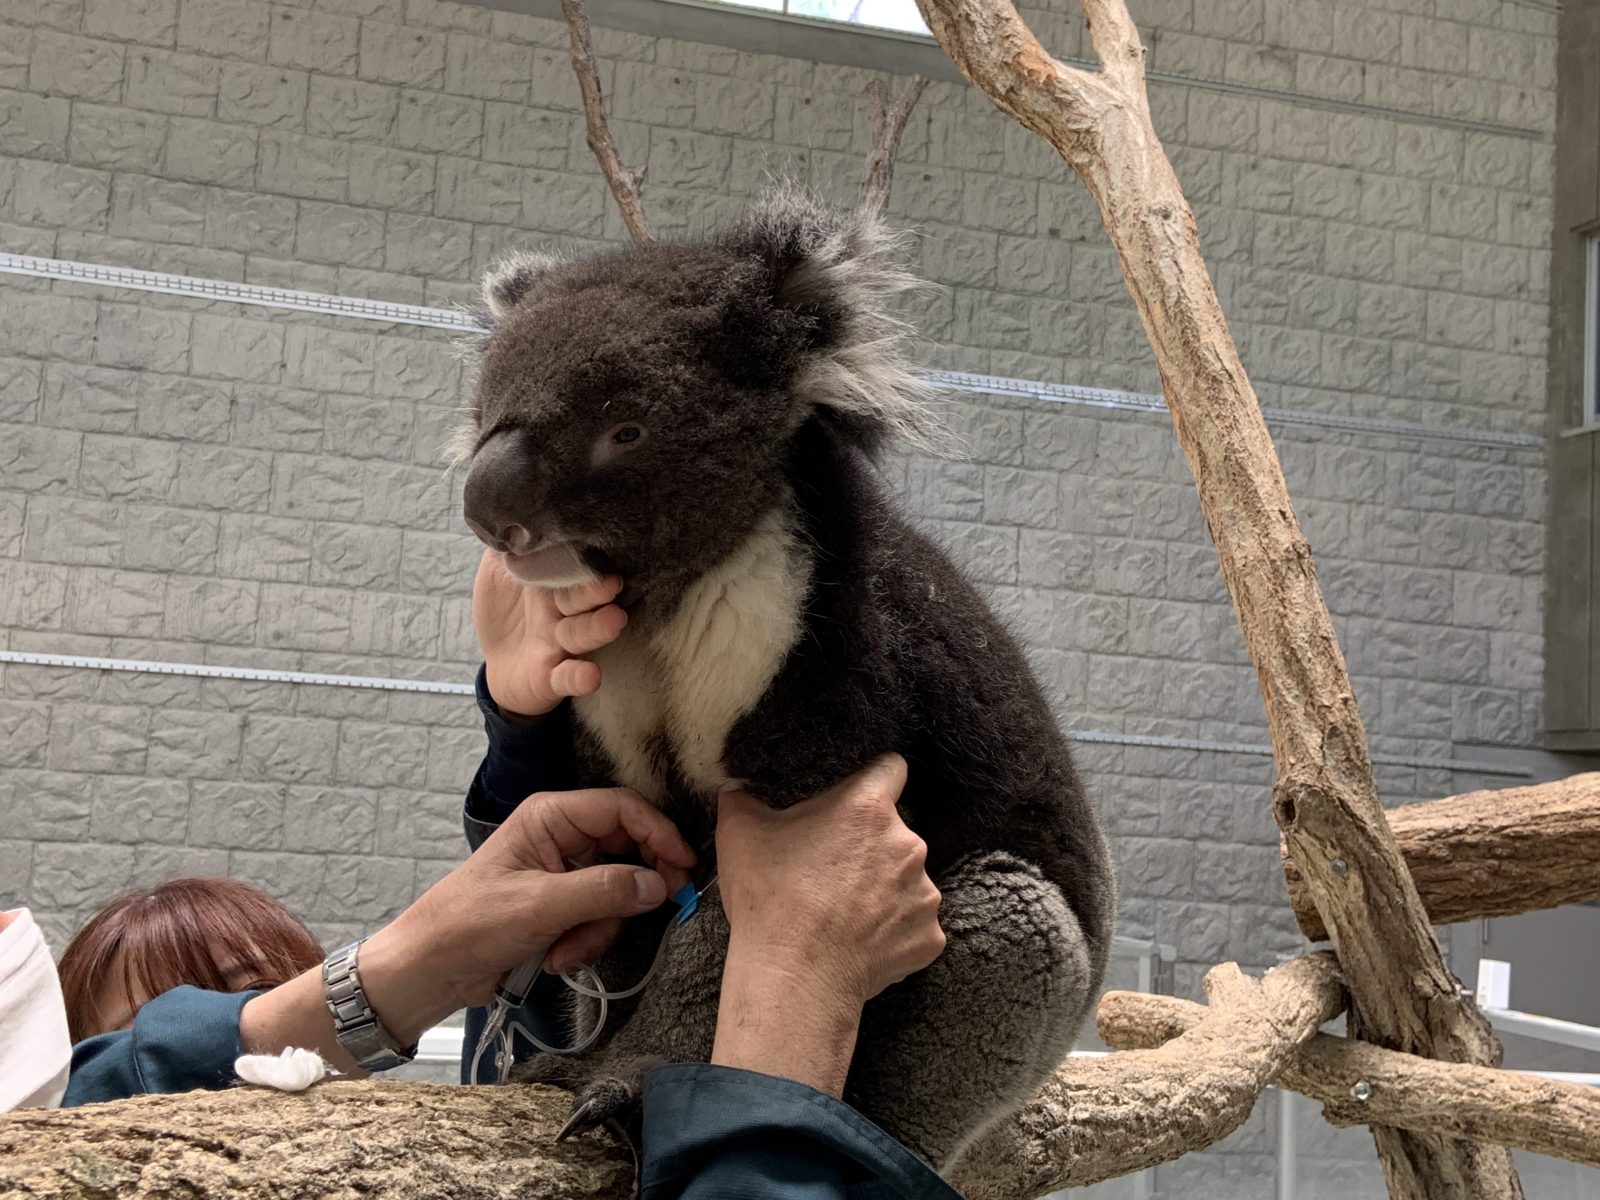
0 253 1542 451
0 649 1535 777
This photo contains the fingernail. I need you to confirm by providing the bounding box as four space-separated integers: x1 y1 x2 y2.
634 871 666 905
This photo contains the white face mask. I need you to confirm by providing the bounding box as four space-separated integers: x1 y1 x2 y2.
0 909 71 1111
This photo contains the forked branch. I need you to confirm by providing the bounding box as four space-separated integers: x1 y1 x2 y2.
912 0 1517 1193
948 956 1345 1198
1102 988 1600 1170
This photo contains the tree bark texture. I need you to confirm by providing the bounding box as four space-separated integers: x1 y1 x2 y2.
0 1081 635 1199
560 0 652 244
1282 774 1600 941
910 1 1517 1195
947 956 1345 1198
1101 988 1600 1170
860 76 930 217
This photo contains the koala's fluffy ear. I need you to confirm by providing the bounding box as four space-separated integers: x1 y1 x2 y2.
481 250 563 321
720 189 941 454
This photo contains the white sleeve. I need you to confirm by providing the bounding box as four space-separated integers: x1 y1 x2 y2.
0 909 72 1111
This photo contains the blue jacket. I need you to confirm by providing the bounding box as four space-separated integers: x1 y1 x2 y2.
60 667 956 1198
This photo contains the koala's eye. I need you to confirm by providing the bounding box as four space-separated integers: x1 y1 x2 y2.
592 422 647 467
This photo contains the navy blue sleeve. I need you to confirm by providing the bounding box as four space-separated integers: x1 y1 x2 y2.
461 664 584 1081
464 663 579 849
639 1064 960 1200
63 986 257 1107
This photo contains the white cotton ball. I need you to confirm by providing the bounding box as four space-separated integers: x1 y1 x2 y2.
234 1047 329 1092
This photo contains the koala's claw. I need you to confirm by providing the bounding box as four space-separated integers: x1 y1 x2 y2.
557 1076 641 1145
556 1097 603 1143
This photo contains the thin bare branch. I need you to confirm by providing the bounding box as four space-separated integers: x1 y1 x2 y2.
559 0 652 244
859 76 930 218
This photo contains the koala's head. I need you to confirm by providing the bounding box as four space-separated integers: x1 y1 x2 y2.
459 190 934 596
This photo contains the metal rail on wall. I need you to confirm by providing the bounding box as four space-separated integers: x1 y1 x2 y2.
0 651 1538 778
0 252 1542 451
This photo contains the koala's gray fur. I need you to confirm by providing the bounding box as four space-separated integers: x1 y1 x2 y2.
461 190 1116 1173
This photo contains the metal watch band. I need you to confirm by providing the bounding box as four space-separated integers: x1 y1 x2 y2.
322 938 416 1072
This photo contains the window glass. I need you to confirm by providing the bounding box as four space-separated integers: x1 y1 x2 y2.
702 0 930 35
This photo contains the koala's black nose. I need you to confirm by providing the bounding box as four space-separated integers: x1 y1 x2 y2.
463 428 542 552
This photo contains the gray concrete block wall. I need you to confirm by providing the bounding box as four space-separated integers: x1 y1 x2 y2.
0 0 1557 1172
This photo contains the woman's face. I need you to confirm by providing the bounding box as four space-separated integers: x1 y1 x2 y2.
81 946 271 1037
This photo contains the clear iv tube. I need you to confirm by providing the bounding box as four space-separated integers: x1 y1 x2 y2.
469 877 713 1083
558 920 675 1001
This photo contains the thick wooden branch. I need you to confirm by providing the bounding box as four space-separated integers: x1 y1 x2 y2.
559 0 651 244
859 76 929 218
912 1 1517 1194
1 960 1342 1200
1284 774 1600 942
1101 990 1600 1170
0 1081 634 1199
948 956 1344 1198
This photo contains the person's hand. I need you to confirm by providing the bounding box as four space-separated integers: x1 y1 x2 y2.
710 755 945 1096
717 754 944 1006
358 788 696 1029
473 550 627 721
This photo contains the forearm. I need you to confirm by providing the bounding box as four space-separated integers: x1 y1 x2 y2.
710 943 863 1099
237 927 457 1077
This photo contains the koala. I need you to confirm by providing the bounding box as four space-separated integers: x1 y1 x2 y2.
459 190 1115 1172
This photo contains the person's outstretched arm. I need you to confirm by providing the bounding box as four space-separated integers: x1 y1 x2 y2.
64 788 695 1105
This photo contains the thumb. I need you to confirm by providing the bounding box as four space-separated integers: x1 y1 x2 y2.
538 864 668 934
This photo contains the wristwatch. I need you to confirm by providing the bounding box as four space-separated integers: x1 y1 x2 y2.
322 939 417 1071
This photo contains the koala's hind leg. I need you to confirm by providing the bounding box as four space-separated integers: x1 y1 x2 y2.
844 851 1098 1172
539 891 730 1145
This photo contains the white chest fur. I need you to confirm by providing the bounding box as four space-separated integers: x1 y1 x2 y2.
573 508 811 804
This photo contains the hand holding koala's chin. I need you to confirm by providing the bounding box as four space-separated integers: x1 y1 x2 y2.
473 548 628 722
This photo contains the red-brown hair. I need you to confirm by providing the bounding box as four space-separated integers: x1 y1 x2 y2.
57 878 324 1042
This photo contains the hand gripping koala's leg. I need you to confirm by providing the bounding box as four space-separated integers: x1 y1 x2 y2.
844 851 1097 1172
537 892 730 1147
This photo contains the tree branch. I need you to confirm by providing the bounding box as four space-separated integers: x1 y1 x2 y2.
1101 989 1600 1171
859 76 929 218
559 0 651 244
947 956 1344 1198
0 1081 635 1199
912 0 1518 1193
0 960 1345 1200
1283 774 1600 941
